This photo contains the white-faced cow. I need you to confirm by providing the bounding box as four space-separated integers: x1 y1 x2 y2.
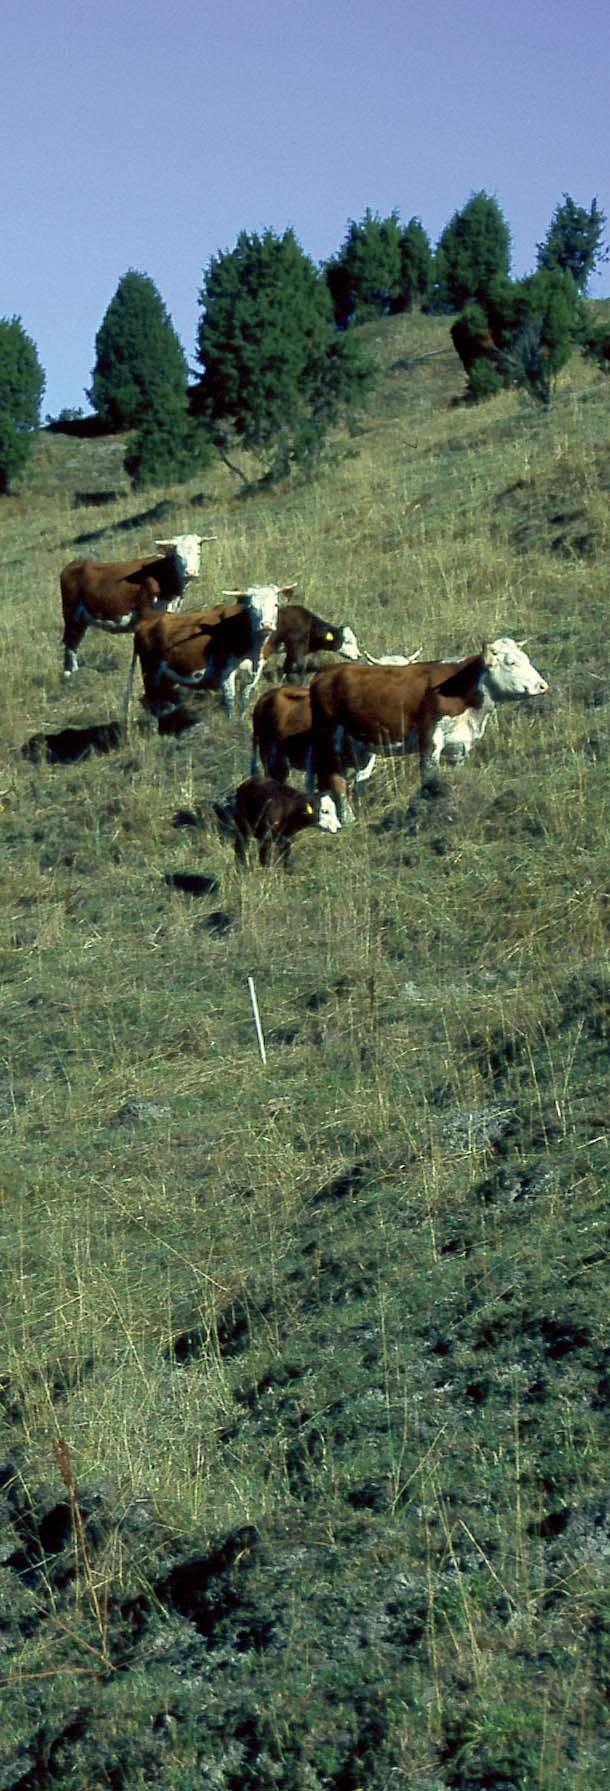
309 638 548 822
60 534 210 676
128 585 289 723
212 594 359 703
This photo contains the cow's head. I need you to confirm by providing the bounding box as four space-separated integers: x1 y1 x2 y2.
223 585 282 635
338 625 360 662
316 793 342 835
484 638 548 699
156 534 212 579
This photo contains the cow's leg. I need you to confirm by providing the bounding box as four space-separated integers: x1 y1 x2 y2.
62 607 87 676
305 742 317 797
418 713 443 793
353 749 376 785
267 742 290 782
259 834 289 868
239 651 263 710
221 665 238 718
308 729 353 824
320 765 355 826
332 774 355 826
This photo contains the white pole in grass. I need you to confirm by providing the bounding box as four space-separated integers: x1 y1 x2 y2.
247 977 267 1065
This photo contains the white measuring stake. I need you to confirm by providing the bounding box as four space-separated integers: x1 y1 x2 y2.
247 977 267 1065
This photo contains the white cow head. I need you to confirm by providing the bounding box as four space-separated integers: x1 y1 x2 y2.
223 585 282 635
156 534 212 579
338 625 360 662
316 793 342 834
483 638 548 700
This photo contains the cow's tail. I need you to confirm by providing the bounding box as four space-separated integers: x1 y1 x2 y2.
250 727 261 777
123 639 140 737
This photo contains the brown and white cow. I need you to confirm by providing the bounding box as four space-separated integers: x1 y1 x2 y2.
213 776 341 867
212 596 359 703
251 684 375 786
60 534 210 676
309 638 549 822
128 585 290 722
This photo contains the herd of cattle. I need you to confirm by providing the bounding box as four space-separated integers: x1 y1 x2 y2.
55 530 549 864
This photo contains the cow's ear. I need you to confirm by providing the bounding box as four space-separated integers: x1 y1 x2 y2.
156 539 172 550
482 642 493 665
279 584 297 595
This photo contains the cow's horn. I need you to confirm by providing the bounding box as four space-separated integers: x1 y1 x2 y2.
222 589 248 597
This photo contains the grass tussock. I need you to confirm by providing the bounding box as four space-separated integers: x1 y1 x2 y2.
0 312 609 1787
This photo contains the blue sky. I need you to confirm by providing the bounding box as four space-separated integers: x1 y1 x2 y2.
3 0 609 417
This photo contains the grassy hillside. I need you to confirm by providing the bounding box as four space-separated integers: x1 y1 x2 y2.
0 313 609 1789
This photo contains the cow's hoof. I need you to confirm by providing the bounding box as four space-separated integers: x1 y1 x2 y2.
420 775 443 800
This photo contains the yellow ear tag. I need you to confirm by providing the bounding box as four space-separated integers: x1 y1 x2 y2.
325 632 334 642
306 803 313 815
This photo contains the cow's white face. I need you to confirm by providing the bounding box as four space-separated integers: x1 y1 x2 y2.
485 638 548 699
317 794 342 834
242 585 281 634
156 535 205 578
339 625 359 662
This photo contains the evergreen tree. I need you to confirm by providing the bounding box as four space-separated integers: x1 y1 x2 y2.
397 218 433 310
89 271 189 429
537 195 607 293
451 269 579 404
326 210 403 323
433 191 511 312
583 318 610 372
325 255 356 330
196 227 375 477
124 394 212 491
503 269 579 401
0 316 45 495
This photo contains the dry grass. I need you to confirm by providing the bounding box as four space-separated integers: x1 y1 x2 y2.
0 312 609 1787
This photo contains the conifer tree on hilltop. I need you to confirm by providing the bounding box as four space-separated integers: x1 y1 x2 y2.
0 316 45 495
326 210 433 325
398 218 433 311
195 227 375 479
451 267 580 405
89 270 211 488
89 271 189 429
537 195 607 293
432 191 512 312
326 211 403 324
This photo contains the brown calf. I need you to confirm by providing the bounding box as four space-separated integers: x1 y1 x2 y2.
213 777 340 866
